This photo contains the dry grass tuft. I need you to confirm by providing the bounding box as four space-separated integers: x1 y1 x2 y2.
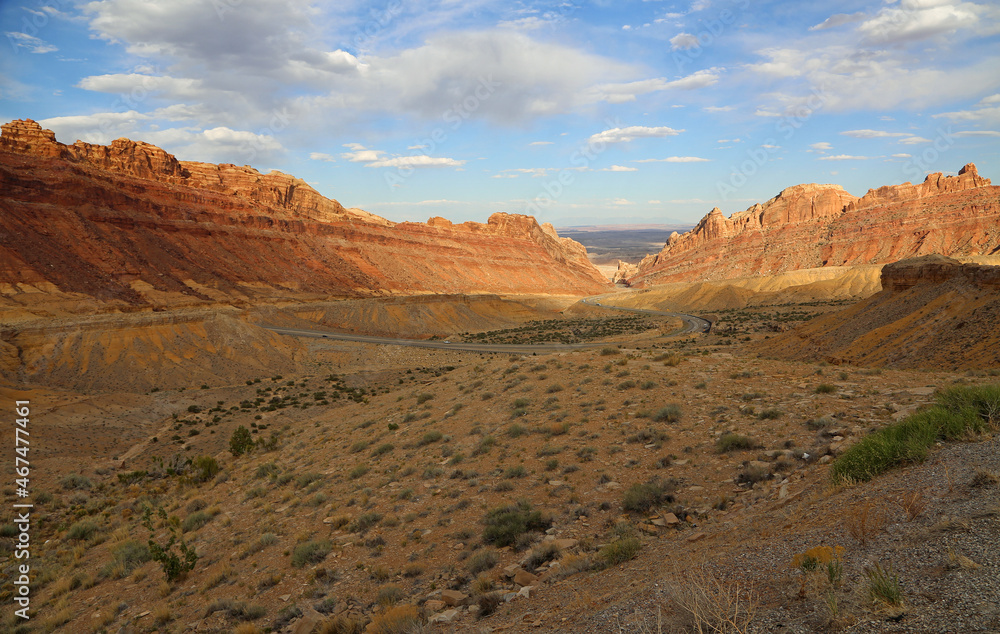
844 500 886 547
663 565 758 633
896 489 926 522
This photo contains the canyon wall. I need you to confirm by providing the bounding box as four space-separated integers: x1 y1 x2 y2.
0 119 609 319
626 165 1000 286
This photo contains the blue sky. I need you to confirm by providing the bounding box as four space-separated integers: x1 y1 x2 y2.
2 0 999 226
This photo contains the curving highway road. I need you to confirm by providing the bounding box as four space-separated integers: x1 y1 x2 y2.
263 295 710 353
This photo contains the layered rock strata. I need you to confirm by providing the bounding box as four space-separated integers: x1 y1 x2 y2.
626 165 999 286
0 119 609 314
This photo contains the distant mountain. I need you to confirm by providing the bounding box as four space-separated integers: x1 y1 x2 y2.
623 165 999 286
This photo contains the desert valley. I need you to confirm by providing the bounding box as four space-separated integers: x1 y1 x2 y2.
0 118 998 634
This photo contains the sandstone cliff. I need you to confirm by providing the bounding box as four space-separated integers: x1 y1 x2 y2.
626 166 1000 286
753 255 1000 370
0 119 609 317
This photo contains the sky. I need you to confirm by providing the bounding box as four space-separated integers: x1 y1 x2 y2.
2 0 999 227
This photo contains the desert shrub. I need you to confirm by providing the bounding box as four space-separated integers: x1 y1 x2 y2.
467 549 499 575
291 540 332 568
600 347 620 356
350 440 369 453
936 383 1000 424
349 465 369 479
715 433 756 453
418 430 443 446
375 585 406 607
67 519 98 541
653 405 682 423
507 423 527 438
191 455 220 483
371 443 394 457
482 501 550 548
622 479 673 513
815 383 838 394
111 540 151 574
349 512 382 534
60 473 92 490
598 536 641 567
504 465 527 479
526 542 561 570
230 426 254 456
757 408 783 420
182 510 212 533
143 506 198 581
416 393 434 405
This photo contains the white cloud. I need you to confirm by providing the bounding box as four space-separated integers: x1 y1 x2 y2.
892 153 913 158
899 136 931 144
670 33 699 50
809 12 867 31
818 154 870 160
704 105 735 113
633 156 710 163
602 165 638 172
582 69 720 104
340 144 384 163
858 0 983 45
747 47 1000 112
528 141 553 146
588 125 683 144
810 142 833 151
309 152 336 162
934 94 1000 125
953 130 1000 137
366 156 465 169
841 129 912 139
612 198 634 205
4 31 58 53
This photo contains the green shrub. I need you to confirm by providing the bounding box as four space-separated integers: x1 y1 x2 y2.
815 383 838 394
653 405 682 423
504 465 527 479
291 539 332 568
229 425 254 456
622 480 673 513
111 540 151 573
60 473 92 490
757 408 784 420
716 433 756 453
598 536 641 567
349 512 383 534
416 393 434 405
143 506 197 581
482 501 550 548
67 520 98 541
182 511 212 533
349 465 370 479
418 430 443 446
190 455 220 483
467 549 499 574
372 443 395 457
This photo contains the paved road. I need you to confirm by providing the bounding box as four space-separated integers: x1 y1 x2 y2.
263 296 710 352
580 296 712 334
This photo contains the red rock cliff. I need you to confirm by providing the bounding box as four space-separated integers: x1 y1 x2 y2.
627 165 999 286
0 119 609 309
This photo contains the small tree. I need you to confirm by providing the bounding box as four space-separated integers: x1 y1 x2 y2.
142 506 197 581
230 425 254 456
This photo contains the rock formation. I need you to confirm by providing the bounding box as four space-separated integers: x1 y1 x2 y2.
625 166 1000 286
0 119 609 316
754 255 1000 370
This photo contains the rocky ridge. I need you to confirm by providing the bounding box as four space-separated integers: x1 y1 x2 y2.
0 119 609 315
755 255 1000 369
626 164 999 286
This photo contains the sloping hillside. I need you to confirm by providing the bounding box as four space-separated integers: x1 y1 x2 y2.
753 255 1000 369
